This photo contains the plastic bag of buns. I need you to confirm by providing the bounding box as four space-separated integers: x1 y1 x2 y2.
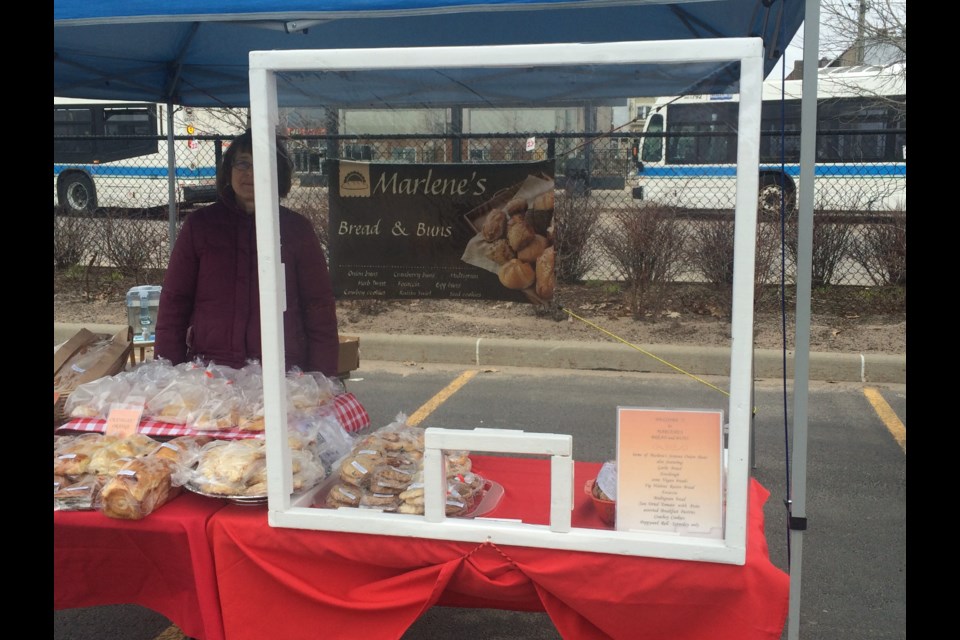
99 456 182 520
145 376 208 424
191 440 266 495
55 474 105 511
149 434 214 469
186 377 243 431
65 376 133 420
86 433 159 476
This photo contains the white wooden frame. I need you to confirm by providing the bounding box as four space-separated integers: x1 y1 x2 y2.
248 38 762 564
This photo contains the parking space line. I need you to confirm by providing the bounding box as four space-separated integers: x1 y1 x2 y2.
863 387 905 453
407 370 479 426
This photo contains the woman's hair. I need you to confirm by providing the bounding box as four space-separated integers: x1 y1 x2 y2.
216 129 294 199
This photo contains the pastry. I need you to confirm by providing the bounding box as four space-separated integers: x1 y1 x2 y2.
54 475 104 511
445 452 473 477
485 239 516 265
370 464 416 493
397 502 424 515
339 453 383 487
498 259 535 290
516 234 549 262
504 198 528 216
482 208 508 242
399 486 425 506
100 457 179 520
506 215 536 251
359 492 400 511
535 246 556 300
152 435 213 466
531 190 554 211
326 483 362 508
54 452 92 477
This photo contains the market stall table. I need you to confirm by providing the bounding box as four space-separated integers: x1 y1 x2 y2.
54 490 229 640
207 456 789 640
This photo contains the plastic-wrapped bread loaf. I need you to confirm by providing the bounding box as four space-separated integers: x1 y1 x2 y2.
100 456 179 520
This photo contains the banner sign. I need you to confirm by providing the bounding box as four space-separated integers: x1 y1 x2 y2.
328 160 556 304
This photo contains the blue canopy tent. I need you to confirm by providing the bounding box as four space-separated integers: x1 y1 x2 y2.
55 2 819 637
55 0 804 106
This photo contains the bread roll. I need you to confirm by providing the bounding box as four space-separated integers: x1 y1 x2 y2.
503 198 528 215
535 246 556 300
498 259 535 290
531 190 554 211
100 457 179 520
516 234 549 262
485 239 515 265
152 435 213 466
506 215 536 251
482 208 507 242
54 453 92 477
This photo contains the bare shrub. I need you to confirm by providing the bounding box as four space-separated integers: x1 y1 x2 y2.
54 209 94 270
784 213 854 287
102 211 169 282
688 217 736 287
598 204 688 319
552 191 601 284
683 216 781 317
849 211 906 286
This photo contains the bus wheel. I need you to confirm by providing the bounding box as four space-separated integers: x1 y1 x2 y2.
59 174 97 213
758 175 796 221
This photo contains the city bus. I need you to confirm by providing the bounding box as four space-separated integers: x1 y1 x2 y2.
53 98 227 213
631 63 906 216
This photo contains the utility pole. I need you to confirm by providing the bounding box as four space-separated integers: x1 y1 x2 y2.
854 0 868 64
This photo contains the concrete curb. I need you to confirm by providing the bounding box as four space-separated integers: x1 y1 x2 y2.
54 324 905 384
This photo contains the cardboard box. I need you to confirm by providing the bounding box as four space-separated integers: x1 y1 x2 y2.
54 328 132 425
338 335 360 377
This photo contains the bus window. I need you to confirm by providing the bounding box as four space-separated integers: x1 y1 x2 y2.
53 102 158 164
640 113 664 163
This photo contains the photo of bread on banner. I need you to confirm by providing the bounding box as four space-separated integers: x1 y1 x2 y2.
461 173 556 304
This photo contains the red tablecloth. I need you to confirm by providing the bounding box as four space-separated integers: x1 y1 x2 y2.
54 491 228 640
207 456 789 640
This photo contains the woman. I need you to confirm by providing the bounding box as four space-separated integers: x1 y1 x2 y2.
155 130 340 376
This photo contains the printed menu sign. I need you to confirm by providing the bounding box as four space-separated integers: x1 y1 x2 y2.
616 407 724 538
104 396 147 438
328 160 556 304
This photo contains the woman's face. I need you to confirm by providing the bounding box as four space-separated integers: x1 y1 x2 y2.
231 150 256 213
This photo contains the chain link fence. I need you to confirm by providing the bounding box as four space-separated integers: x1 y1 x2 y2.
54 132 906 317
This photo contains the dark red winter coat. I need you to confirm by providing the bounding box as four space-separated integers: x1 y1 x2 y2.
154 192 340 376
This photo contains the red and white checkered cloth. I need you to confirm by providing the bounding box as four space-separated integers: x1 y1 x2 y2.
57 392 370 439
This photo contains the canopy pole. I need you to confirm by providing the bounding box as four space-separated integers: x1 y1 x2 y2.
166 101 177 258
786 0 819 637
